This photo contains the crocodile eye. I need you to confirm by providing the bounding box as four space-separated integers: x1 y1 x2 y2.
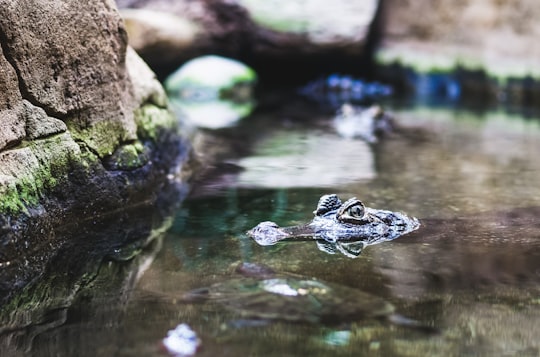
336 198 367 224
348 204 365 218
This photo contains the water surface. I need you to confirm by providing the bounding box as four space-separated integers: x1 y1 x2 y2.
6 97 540 356
141 99 540 356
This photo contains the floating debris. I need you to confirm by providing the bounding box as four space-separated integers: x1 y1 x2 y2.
162 323 201 356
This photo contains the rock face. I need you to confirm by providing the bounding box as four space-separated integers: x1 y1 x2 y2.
116 0 380 78
379 0 540 78
0 0 189 301
0 0 145 157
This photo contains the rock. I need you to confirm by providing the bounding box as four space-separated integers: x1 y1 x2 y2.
116 0 380 78
237 0 378 53
0 133 81 214
378 0 540 79
165 55 257 128
0 46 26 151
0 0 190 302
117 0 252 74
103 141 149 171
23 101 67 140
0 1 138 157
165 55 257 100
121 9 205 69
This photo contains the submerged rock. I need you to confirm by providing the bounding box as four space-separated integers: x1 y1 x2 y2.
185 262 394 324
185 262 434 330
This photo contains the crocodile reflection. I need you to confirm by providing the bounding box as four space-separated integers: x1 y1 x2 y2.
247 194 420 257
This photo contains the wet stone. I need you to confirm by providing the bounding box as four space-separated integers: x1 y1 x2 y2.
103 142 150 171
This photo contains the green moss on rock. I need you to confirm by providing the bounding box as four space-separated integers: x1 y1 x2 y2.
134 103 177 142
67 119 135 158
103 141 149 171
0 100 178 216
0 133 83 215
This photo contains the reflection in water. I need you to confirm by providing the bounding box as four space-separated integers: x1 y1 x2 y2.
170 98 255 129
372 107 540 218
0 198 176 356
316 239 367 258
236 130 375 188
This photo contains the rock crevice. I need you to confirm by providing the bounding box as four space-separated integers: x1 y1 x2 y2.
0 27 69 124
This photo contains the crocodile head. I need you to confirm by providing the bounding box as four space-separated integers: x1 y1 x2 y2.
247 194 420 257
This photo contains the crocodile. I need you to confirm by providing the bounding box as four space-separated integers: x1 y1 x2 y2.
247 194 420 257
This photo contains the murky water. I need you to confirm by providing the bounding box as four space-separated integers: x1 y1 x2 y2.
4 96 540 356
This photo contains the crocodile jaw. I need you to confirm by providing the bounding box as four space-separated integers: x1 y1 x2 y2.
247 221 315 246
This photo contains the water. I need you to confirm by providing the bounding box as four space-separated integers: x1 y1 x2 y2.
3 96 540 356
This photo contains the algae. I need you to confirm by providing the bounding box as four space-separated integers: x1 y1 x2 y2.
134 103 177 142
66 119 135 158
0 98 178 217
104 141 149 171
0 133 82 215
